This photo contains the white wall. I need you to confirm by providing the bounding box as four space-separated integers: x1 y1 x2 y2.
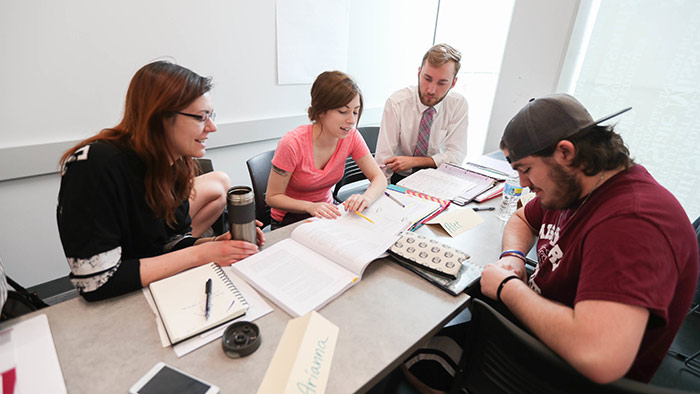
0 0 580 287
484 0 581 152
0 0 432 286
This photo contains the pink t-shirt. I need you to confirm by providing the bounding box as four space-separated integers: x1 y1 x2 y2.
270 124 370 222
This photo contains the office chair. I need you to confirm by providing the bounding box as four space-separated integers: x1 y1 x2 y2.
449 298 687 394
246 150 275 228
333 126 380 203
193 158 227 235
667 216 700 375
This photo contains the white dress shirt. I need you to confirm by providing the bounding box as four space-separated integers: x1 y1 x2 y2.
375 86 469 178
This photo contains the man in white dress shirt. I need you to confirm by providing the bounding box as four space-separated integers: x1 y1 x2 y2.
375 43 469 184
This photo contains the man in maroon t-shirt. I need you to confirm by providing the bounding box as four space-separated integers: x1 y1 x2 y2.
481 94 698 383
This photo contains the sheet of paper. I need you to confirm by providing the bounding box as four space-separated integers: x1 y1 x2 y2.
398 168 484 201
232 238 358 317
292 193 414 275
276 0 349 84
427 207 484 237
257 311 339 394
472 155 517 178
143 268 273 357
3 314 67 394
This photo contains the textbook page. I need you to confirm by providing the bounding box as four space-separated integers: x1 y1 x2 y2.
398 168 478 201
232 238 358 317
232 194 421 317
290 194 413 276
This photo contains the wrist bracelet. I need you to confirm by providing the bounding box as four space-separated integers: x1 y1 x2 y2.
499 249 527 263
497 275 520 304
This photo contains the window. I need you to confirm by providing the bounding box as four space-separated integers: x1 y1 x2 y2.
561 0 700 219
435 0 515 161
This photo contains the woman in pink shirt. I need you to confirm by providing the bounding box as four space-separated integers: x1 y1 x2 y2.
266 71 387 229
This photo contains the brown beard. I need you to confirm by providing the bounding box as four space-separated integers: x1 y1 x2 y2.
539 160 582 210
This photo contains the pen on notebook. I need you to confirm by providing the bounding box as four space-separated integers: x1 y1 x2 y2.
384 191 405 208
472 207 495 212
205 278 212 320
355 211 374 223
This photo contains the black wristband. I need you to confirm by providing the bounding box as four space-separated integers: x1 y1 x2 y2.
497 275 520 304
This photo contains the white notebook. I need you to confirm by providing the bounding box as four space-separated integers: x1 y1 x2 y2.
149 262 248 345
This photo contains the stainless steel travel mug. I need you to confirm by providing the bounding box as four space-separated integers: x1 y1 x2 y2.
227 186 257 245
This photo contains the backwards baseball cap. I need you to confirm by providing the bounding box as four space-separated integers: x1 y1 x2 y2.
501 94 631 163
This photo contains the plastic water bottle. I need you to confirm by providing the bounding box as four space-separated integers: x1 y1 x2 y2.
497 175 523 222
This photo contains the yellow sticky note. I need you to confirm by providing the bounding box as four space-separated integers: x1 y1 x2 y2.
426 207 484 237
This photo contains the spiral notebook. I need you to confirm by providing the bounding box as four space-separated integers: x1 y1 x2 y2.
149 262 249 345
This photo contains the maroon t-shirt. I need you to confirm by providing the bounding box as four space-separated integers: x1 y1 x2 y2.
523 165 698 382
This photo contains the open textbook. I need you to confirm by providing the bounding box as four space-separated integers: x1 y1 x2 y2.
232 192 437 317
398 163 497 205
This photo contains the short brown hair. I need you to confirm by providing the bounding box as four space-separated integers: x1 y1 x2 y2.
308 71 363 123
422 43 462 76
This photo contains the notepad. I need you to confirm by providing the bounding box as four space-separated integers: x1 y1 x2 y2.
149 262 249 345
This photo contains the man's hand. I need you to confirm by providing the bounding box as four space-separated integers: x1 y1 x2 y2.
480 263 521 300
384 156 416 173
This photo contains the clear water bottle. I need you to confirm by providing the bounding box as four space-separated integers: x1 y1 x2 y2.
497 175 523 222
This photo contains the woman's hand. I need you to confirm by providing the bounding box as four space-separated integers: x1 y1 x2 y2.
254 219 266 247
306 202 341 219
343 194 369 213
203 232 259 266
210 220 265 248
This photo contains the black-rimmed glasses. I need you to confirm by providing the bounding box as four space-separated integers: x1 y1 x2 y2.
177 111 216 124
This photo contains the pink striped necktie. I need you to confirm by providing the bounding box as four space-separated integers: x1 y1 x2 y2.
413 106 435 157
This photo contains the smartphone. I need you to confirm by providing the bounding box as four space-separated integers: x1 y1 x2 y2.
129 362 219 394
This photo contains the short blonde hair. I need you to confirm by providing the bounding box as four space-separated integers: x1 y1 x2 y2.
422 43 462 76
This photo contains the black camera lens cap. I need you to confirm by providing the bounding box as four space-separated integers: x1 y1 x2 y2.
222 321 261 358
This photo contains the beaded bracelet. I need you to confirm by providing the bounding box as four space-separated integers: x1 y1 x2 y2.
499 249 527 263
497 275 520 304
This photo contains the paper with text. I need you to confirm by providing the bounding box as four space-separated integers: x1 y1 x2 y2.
427 207 484 237
232 194 415 316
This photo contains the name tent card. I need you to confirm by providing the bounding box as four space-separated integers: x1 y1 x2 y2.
257 311 339 394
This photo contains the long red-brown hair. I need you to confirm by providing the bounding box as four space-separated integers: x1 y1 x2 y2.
60 61 213 226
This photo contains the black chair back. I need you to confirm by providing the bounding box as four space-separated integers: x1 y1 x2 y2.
246 150 275 228
450 298 687 394
332 126 380 203
693 216 700 305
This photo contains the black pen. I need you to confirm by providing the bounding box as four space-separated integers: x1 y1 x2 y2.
472 207 495 212
205 278 212 320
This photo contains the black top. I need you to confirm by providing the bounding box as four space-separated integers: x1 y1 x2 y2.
57 140 197 301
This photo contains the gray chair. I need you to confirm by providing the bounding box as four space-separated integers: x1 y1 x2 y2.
246 150 275 228
668 216 700 375
449 298 689 394
333 126 380 203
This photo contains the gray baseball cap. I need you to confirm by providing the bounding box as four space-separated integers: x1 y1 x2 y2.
501 94 631 163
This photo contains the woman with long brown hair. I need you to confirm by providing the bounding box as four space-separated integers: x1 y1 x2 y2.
57 61 264 301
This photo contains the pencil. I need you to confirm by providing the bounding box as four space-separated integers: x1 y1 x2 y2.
384 192 405 208
355 211 374 223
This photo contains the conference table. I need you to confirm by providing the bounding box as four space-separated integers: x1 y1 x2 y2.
3 198 507 394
